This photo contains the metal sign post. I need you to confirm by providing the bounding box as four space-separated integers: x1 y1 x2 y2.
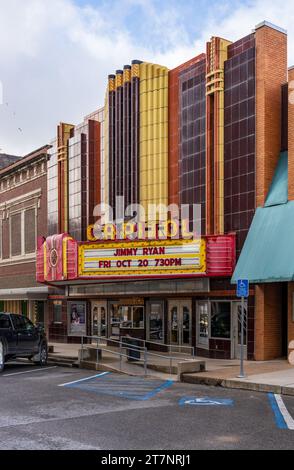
238 295 245 378
236 280 249 379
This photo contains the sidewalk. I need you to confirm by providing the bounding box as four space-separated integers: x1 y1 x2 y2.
48 342 294 395
183 359 294 396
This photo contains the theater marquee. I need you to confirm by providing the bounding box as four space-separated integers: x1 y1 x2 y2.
78 239 206 278
36 233 236 283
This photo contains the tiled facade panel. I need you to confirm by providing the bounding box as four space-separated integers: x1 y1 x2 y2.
179 60 206 234
227 34 255 59
87 120 101 226
68 132 87 241
224 46 256 256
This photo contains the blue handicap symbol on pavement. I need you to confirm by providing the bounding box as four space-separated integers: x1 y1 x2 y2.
179 396 234 406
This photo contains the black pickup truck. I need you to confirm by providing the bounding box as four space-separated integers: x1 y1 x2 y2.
0 313 48 372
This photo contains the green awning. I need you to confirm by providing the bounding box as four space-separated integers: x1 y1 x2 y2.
232 201 294 283
232 152 293 284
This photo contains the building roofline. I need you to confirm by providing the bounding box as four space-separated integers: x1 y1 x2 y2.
170 53 206 74
255 21 287 35
0 144 51 177
23 144 52 159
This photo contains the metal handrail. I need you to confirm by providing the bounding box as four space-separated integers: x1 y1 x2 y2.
80 344 147 376
81 335 146 351
80 335 196 376
120 336 195 357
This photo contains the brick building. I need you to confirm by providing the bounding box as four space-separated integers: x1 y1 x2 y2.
36 21 293 361
0 145 51 328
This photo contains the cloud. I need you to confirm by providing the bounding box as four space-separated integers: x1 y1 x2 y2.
0 0 292 155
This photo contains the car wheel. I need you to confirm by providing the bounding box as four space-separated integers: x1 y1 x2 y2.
0 340 5 373
34 342 48 367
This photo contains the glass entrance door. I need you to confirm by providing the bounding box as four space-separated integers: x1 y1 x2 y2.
233 302 247 360
168 300 192 346
91 301 107 337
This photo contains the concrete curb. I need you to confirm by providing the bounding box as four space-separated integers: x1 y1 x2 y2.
182 374 294 396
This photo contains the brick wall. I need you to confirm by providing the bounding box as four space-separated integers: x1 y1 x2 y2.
0 159 47 289
255 24 287 207
255 283 283 360
288 68 294 200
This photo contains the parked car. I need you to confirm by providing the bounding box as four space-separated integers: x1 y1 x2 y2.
0 313 48 372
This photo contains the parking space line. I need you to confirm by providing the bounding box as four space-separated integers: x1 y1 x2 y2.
142 380 174 400
268 393 294 430
3 366 58 377
58 371 110 387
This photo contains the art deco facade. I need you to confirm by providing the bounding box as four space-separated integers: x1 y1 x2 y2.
36 21 293 362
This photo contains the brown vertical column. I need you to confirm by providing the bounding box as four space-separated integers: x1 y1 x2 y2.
288 67 294 200
57 122 74 234
255 22 287 207
87 119 101 228
255 284 283 360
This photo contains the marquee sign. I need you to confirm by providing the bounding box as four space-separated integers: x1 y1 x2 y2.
78 239 206 278
36 234 236 283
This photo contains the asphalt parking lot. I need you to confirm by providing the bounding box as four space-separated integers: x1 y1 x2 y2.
0 361 294 450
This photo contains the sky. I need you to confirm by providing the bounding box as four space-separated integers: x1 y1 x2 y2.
0 0 293 155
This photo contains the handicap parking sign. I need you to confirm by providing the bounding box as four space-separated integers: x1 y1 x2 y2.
179 397 234 406
237 279 249 298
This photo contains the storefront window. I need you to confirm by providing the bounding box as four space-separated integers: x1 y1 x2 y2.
147 302 164 342
133 307 144 328
197 301 209 347
120 306 132 328
53 301 62 323
68 302 87 336
211 302 231 339
110 304 121 336
110 303 145 335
